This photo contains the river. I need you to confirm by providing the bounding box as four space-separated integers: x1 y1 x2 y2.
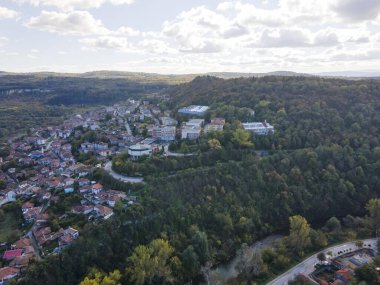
207 235 283 284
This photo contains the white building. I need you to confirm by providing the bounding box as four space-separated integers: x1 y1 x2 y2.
181 127 201 140
242 121 274 135
185 119 204 128
160 117 178 126
151 126 176 141
178 105 209 116
128 144 152 159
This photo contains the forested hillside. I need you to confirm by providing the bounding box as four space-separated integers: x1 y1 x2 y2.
16 76 380 285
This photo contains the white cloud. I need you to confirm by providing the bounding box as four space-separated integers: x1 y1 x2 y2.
180 40 223 53
80 36 128 50
221 23 248 38
0 37 8 47
27 10 109 35
312 30 339 47
13 0 134 11
253 29 311 48
332 0 380 22
162 6 228 53
0 6 19 19
26 10 140 38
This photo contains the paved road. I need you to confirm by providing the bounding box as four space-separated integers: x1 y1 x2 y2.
103 161 144 183
163 145 197 157
267 238 378 285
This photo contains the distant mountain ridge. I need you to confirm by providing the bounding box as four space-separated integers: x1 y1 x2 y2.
0 70 379 84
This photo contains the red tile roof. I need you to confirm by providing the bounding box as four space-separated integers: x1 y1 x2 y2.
3 249 23 260
336 269 354 281
13 238 31 249
0 266 20 280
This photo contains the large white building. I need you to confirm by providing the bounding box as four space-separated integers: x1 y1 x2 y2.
181 127 202 140
128 144 152 159
185 119 204 128
178 105 209 116
151 126 176 141
242 121 274 135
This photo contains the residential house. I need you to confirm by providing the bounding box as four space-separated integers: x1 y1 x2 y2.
204 118 225 134
21 202 34 214
92 183 103 194
12 238 31 250
9 254 34 268
0 267 20 284
95 205 114 219
58 227 79 248
2 250 22 261
23 207 43 223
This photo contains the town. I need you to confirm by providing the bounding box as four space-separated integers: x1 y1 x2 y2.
0 99 273 283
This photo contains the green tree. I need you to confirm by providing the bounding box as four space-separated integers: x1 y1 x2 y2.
126 239 175 285
366 199 380 232
355 263 378 284
232 129 253 148
288 215 311 256
317 252 326 263
192 231 209 265
208 139 222 150
79 270 122 285
288 274 314 285
182 245 200 277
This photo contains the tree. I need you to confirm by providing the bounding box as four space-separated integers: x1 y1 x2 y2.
317 252 326 263
288 274 314 285
208 139 222 150
355 263 378 284
232 129 253 148
366 199 380 232
79 270 122 285
324 217 342 232
126 239 175 285
288 215 311 256
182 245 200 277
191 231 209 265
355 240 364 249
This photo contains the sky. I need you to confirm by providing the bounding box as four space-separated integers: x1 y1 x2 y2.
1 0 380 74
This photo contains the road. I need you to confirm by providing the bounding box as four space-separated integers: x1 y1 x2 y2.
163 145 197 157
267 238 378 285
103 161 144 183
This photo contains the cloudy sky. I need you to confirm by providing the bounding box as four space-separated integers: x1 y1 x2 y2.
1 0 380 74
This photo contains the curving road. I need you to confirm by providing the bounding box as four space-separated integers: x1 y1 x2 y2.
163 145 198 157
267 238 378 285
103 161 144 183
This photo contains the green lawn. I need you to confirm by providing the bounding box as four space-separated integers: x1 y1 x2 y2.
0 204 24 243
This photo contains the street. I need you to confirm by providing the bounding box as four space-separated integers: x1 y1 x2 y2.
267 238 378 285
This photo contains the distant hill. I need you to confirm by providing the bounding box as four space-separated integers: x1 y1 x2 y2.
1 70 379 84
317 70 380 78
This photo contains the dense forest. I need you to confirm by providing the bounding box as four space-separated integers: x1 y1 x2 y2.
12 76 380 284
